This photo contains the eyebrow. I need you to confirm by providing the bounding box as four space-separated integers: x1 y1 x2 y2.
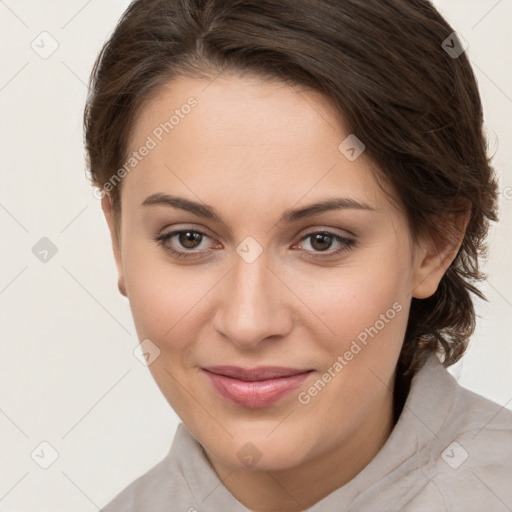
141 193 376 224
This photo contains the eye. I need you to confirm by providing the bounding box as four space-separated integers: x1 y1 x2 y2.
153 229 214 260
153 228 356 260
294 231 356 259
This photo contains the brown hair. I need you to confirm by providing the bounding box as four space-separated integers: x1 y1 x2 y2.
84 0 499 378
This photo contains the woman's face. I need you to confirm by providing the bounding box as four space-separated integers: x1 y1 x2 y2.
102 74 450 473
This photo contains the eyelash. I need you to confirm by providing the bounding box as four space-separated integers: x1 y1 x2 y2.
153 228 356 261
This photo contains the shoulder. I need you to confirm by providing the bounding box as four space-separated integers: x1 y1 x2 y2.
415 372 512 510
100 425 198 512
100 422 251 512
100 454 186 512
444 376 512 467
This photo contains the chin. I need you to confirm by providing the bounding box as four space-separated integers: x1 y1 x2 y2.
201 426 314 472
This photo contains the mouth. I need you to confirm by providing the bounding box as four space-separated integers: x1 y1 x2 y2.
202 366 314 408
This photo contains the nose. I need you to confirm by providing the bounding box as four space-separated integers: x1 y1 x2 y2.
211 252 293 350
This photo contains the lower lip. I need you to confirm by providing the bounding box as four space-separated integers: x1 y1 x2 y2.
203 370 313 408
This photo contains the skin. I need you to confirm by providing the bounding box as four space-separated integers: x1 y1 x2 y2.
101 74 468 511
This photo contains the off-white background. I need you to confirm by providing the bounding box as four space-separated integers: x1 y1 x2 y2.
0 1 511 510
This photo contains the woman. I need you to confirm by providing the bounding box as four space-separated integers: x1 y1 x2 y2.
84 0 512 510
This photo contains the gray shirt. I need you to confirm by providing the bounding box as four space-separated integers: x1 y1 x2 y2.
102 354 512 511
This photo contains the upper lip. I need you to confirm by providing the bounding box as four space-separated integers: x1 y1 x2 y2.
203 366 313 382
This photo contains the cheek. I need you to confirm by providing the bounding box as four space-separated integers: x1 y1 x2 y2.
293 251 411 358
122 244 213 344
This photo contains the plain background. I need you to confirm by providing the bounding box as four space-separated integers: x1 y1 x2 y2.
0 0 511 510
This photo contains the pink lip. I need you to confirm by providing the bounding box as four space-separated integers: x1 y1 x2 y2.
202 366 313 408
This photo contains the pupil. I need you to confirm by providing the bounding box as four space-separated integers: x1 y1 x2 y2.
312 233 331 251
180 231 201 249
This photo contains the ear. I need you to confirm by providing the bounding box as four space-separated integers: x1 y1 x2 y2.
101 194 127 297
411 207 470 299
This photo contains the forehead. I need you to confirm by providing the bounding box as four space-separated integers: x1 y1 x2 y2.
131 74 343 154
123 74 390 213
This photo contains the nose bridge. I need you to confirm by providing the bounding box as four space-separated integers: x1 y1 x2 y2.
233 249 272 304
213 248 292 347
